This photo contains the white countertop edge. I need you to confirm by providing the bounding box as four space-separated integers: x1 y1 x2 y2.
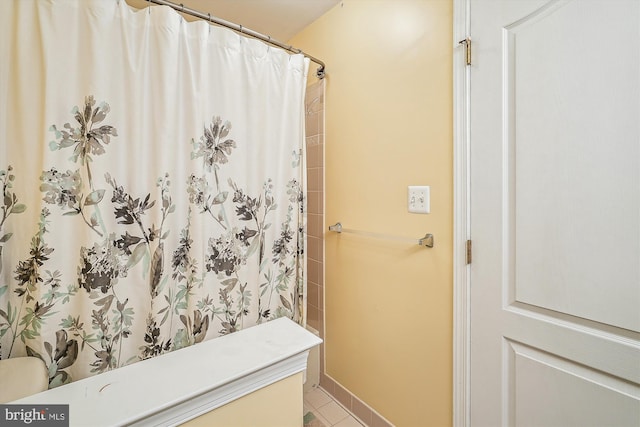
11 317 322 427
134 351 310 427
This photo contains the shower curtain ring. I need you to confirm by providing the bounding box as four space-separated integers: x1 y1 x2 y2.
180 3 184 12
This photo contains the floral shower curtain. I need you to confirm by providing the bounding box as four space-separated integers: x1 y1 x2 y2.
0 0 308 387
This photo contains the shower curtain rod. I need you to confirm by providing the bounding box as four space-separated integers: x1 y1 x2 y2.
144 0 326 79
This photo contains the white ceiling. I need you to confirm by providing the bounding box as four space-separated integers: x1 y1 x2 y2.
126 0 340 42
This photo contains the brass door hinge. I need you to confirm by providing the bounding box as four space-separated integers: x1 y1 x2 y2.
459 37 471 66
466 239 472 264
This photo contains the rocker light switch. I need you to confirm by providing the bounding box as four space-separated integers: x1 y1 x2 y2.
408 186 430 214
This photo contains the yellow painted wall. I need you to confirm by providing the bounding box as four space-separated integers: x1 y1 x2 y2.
290 1 453 426
183 373 303 427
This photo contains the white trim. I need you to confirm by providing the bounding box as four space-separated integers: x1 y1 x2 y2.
12 318 322 427
453 0 471 426
134 351 310 426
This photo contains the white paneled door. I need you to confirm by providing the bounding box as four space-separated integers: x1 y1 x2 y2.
469 0 640 425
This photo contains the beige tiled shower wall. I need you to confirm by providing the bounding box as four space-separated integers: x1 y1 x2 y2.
305 80 325 343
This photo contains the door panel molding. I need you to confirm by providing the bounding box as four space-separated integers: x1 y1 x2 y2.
508 301 640 341
508 340 640 426
503 308 640 383
503 0 640 332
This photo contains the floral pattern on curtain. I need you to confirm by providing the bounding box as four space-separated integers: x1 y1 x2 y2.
0 0 308 387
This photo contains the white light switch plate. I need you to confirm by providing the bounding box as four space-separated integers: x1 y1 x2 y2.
408 186 430 214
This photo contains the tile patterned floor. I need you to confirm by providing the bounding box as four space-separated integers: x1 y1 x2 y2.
304 387 365 427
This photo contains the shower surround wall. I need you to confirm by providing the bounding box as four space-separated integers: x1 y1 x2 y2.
305 80 325 341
